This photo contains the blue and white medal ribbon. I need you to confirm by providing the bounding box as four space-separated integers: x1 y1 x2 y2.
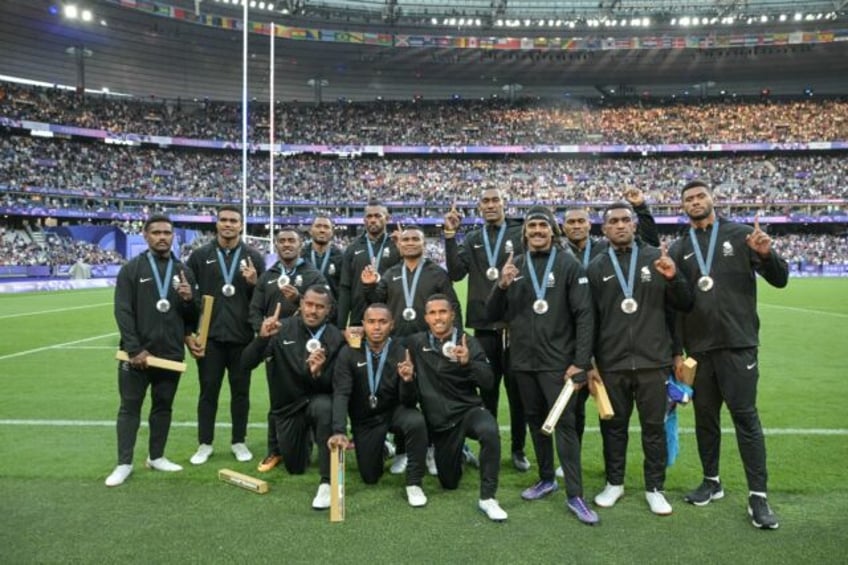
306 323 327 353
689 220 719 292
217 246 242 297
581 238 592 269
310 247 331 275
482 223 507 281
278 258 303 288
608 243 639 314
365 337 392 409
147 252 174 313
366 234 389 272
526 248 557 315
429 328 458 361
401 262 424 321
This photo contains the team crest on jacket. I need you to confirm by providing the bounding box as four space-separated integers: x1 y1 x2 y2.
328 264 336 275
294 275 303 287
383 247 391 258
640 266 652 282
547 273 555 287
722 241 734 257
505 240 514 254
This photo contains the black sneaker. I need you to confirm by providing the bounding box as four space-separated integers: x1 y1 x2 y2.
684 478 725 506
748 495 779 529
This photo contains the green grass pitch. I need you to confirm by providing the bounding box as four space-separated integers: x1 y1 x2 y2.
0 278 846 564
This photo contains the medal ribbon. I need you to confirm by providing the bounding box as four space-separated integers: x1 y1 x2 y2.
216 246 242 288
310 247 331 274
608 243 639 300
306 323 327 344
428 328 458 354
401 261 424 311
482 223 507 271
525 248 558 303
366 233 389 271
581 238 592 269
365 337 392 398
282 257 304 277
146 252 174 303
689 220 720 278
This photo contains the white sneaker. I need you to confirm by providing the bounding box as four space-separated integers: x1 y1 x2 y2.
406 485 428 508
312 483 331 510
146 457 183 472
426 446 438 476
478 498 508 522
555 466 564 479
383 439 396 460
231 442 253 462
646 490 673 516
594 483 624 508
190 444 213 465
390 453 408 475
105 464 133 487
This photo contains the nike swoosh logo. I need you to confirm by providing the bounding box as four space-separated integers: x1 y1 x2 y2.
283 340 296 345
422 347 433 352
746 362 757 370
357 361 367 367
354 249 366 255
513 276 523 281
684 252 696 260
603 274 616 282
139 277 152 283
392 275 403 281
267 280 278 285
472 244 483 249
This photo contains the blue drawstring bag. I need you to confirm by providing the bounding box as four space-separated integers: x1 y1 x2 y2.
665 376 694 467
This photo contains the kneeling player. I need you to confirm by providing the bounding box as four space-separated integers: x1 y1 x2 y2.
328 303 428 507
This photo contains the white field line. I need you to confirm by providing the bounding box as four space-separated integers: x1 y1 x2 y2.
759 303 848 318
0 302 112 320
0 333 118 362
0 419 845 436
55 346 117 350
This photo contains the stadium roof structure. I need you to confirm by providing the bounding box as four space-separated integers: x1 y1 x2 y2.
1 0 846 101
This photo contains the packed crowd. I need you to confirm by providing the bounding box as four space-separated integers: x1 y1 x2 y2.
0 226 124 267
3 135 847 211
2 82 847 145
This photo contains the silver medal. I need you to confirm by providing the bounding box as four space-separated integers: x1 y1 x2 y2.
277 274 290 288
697 275 714 292
306 338 322 353
486 267 499 281
621 298 638 314
369 395 378 409
222 283 235 297
402 307 417 321
156 298 171 313
533 299 549 315
442 341 457 360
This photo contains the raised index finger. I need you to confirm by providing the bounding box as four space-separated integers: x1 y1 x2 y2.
505 250 514 265
272 302 282 319
461 334 467 348
753 214 761 232
660 242 669 257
